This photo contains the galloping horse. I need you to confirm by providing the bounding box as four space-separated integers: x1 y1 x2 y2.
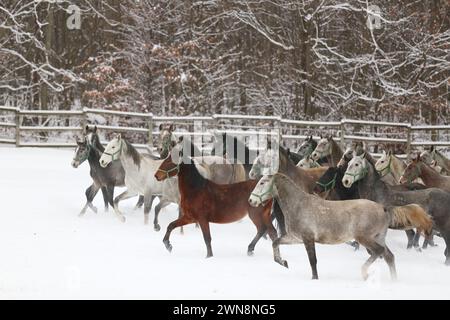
154 152 277 258
249 174 397 281
310 135 343 167
343 152 450 263
99 134 179 227
71 125 143 215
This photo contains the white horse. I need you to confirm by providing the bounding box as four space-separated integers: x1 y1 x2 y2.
99 134 177 228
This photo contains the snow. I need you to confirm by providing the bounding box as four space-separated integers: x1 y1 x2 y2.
1 146 450 299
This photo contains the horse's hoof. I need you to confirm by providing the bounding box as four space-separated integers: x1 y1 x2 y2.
406 245 413 250
119 216 126 223
91 206 98 214
78 213 85 217
206 254 213 259
445 259 450 266
282 260 289 268
247 250 254 257
154 224 161 232
414 247 422 253
163 241 172 253
312 275 318 280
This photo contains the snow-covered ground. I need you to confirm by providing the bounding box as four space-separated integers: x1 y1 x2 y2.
1 146 449 299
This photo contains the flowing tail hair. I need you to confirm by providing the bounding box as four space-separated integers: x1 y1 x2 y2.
386 204 433 238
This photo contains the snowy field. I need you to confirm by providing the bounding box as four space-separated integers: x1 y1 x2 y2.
1 146 450 300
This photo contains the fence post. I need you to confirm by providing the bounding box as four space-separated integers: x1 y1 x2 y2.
339 119 346 150
148 113 154 151
15 109 21 147
406 124 411 160
81 107 87 132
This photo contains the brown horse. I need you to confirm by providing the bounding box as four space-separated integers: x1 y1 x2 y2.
154 153 277 258
400 155 450 193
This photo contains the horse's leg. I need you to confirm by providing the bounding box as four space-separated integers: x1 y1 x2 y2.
198 220 213 258
134 195 144 211
113 190 137 223
443 233 450 266
80 184 99 216
247 205 278 255
405 230 415 249
411 228 422 252
303 238 318 280
101 186 109 212
163 215 194 253
143 194 156 226
357 238 385 281
272 236 293 268
382 246 397 280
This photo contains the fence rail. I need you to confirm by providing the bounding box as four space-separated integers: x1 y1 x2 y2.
1 106 449 157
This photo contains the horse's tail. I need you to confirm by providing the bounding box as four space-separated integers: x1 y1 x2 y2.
272 200 286 237
387 204 433 236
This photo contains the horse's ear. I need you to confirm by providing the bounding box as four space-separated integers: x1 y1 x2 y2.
327 135 333 141
159 124 163 131
387 150 392 156
93 125 97 133
169 124 175 131
170 140 176 148
178 135 184 143
85 125 89 132
116 133 122 140
320 134 323 139
352 150 357 159
430 145 435 152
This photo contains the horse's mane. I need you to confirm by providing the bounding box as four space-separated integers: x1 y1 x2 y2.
124 139 141 168
91 132 105 153
181 158 207 189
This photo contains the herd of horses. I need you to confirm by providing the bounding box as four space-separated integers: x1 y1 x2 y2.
71 124 450 280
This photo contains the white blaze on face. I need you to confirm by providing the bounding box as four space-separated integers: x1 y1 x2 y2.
297 157 313 168
248 175 273 207
342 154 366 188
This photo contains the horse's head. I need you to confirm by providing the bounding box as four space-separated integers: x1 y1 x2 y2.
342 152 369 188
248 175 274 207
375 150 392 177
399 154 423 184
83 125 98 145
72 137 90 168
157 124 176 158
419 150 434 166
297 135 316 158
313 167 339 194
99 134 123 167
337 145 354 167
154 152 180 181
297 155 318 169
249 149 279 179
311 135 333 161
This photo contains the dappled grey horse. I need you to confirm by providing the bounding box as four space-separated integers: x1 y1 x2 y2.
249 173 397 281
71 125 143 216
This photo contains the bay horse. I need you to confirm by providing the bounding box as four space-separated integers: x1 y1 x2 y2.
71 125 143 215
343 152 450 264
154 152 277 258
310 135 343 167
249 173 397 281
400 155 450 193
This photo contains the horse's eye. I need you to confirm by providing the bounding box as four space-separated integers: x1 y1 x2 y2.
355 163 359 167
381 161 384 163
112 146 115 149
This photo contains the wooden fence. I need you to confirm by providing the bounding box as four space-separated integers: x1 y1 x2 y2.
1 106 449 158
